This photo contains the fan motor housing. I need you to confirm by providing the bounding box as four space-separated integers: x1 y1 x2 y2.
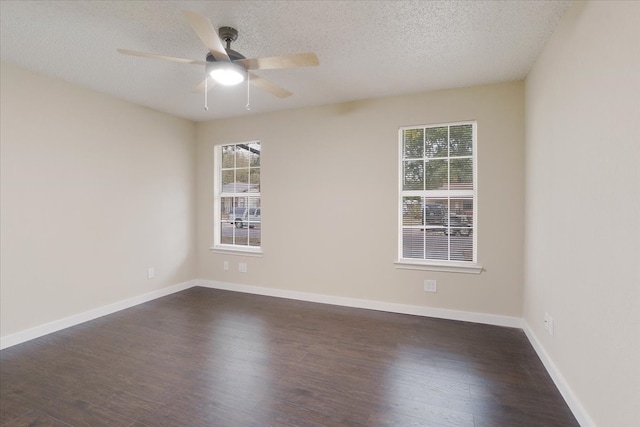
206 49 245 63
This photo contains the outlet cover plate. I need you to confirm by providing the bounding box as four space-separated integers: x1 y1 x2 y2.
423 280 437 292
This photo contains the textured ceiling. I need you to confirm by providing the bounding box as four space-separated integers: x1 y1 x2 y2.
0 0 571 122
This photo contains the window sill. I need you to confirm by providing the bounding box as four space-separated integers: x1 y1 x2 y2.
394 259 483 274
210 246 263 257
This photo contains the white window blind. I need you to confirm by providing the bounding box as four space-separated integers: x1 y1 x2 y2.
399 122 477 265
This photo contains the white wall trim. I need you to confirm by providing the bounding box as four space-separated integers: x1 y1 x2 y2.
523 321 595 427
196 279 523 328
0 280 197 350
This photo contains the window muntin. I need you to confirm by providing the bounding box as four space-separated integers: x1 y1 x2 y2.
214 141 261 251
399 122 476 265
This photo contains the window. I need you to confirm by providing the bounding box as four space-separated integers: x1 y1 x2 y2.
213 141 261 253
398 122 479 272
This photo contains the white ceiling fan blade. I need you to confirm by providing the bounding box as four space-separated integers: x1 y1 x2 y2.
249 73 292 98
117 48 206 65
182 10 230 62
236 53 319 70
192 76 218 93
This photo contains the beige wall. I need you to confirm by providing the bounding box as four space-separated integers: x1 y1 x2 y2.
196 81 525 318
0 62 197 338
524 2 640 426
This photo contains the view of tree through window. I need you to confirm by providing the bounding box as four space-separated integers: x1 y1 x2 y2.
215 141 261 249
399 123 476 263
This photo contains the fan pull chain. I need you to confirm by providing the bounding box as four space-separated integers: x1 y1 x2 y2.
245 71 251 111
204 74 209 111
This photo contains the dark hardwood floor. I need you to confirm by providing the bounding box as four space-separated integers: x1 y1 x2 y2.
1 287 578 426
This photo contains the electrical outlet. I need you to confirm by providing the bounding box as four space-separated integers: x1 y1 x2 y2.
147 267 155 279
423 280 437 293
544 312 554 335
544 312 549 331
239 262 247 273
223 261 229 271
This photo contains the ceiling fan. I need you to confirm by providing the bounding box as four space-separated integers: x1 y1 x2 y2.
118 10 319 103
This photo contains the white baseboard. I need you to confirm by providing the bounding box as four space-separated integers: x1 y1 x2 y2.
1 278 520 350
523 322 594 427
196 279 523 328
0 280 196 350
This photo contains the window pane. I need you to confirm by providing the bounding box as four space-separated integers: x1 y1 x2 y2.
423 199 447 229
462 198 474 224
233 228 249 246
402 228 424 259
247 197 261 226
403 160 424 190
450 159 473 188
228 197 246 229
247 197 261 246
450 235 473 262
249 228 261 246
444 200 470 230
220 196 234 224
221 145 235 168
425 127 448 158
248 142 261 166
236 168 250 188
449 124 473 157
250 168 260 191
450 198 473 219
403 128 424 159
425 234 448 260
402 196 422 226
235 145 250 168
425 159 448 190
220 222 233 245
221 170 235 193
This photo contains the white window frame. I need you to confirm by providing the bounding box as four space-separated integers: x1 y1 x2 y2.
211 141 263 256
395 121 482 274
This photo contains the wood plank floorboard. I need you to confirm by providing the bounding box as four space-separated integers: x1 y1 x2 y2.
0 287 579 426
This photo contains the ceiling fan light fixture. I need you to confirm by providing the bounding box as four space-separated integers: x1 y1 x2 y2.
208 62 245 86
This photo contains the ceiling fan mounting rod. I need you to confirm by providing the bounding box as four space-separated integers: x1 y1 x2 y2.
218 26 238 50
